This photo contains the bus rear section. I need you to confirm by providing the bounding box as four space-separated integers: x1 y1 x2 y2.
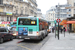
17 17 49 40
17 17 41 40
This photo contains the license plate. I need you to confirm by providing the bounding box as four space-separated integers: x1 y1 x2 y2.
25 38 30 39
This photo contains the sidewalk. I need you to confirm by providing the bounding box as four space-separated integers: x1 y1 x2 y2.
40 32 75 50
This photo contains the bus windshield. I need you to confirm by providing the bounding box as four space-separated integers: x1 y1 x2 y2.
18 18 37 25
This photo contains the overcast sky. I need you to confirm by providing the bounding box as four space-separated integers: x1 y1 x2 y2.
37 0 67 14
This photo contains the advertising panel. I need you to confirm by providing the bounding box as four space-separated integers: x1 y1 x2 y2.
18 27 28 36
6 12 12 15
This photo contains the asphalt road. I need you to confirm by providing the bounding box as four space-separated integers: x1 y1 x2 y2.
0 33 51 50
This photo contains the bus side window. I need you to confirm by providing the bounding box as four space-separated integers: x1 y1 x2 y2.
39 25 42 31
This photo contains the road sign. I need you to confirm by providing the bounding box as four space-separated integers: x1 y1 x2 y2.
54 20 57 23
55 14 71 18
56 4 71 7
56 19 61 23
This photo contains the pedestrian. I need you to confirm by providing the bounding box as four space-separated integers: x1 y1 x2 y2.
52 27 54 33
56 27 58 36
60 27 63 34
63 27 66 33
68 27 70 33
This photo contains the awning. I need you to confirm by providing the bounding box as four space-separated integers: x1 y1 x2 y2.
66 21 75 24
60 20 67 25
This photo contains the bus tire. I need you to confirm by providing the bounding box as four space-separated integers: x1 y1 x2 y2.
40 34 44 40
46 33 48 36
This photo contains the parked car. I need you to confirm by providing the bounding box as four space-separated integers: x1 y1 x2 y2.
0 27 13 44
10 27 18 39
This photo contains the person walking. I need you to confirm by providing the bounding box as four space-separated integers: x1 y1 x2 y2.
52 27 54 33
60 27 63 34
56 27 58 37
63 27 66 37
63 27 66 33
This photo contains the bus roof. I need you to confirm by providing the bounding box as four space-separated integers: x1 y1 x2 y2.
17 17 47 22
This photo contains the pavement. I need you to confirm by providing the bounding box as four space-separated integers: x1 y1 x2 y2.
40 32 75 50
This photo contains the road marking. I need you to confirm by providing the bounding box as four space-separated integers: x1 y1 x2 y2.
18 43 42 45
17 45 31 50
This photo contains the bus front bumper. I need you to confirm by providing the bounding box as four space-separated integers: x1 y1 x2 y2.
18 36 41 40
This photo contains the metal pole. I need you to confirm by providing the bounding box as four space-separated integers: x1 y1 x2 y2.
55 23 56 38
58 18 59 40
58 3 60 40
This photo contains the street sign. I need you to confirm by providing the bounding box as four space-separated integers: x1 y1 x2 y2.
55 14 71 18
56 4 71 7
55 9 71 13
54 20 57 23
56 19 61 23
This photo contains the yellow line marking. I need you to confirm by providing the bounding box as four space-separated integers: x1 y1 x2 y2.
17 45 31 50
19 43 42 45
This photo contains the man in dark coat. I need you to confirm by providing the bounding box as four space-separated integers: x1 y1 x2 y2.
60 27 63 34
22 28 27 35
63 27 66 33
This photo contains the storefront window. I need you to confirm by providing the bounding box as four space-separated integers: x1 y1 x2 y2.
7 17 9 21
1 16 4 21
72 24 75 31
10 17 13 21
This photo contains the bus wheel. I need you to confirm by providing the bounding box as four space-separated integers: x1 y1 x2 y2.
46 33 48 36
40 35 44 40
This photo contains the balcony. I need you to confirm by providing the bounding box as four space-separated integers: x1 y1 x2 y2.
15 0 28 3
13 13 20 16
0 12 6 15
34 12 37 15
0 4 4 6
14 0 20 2
4 4 14 7
30 9 34 13
31 0 37 6
25 14 29 16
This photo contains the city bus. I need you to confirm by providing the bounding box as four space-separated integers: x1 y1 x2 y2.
16 16 49 40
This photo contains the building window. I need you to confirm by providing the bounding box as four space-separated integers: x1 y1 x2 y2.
10 17 13 21
74 9 75 14
1 17 4 21
74 3 75 6
51 14 52 16
0 0 3 4
7 17 9 21
21 10 23 15
25 7 27 14
16 10 18 14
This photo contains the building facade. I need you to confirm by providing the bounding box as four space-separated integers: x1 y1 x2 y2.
67 0 75 17
0 0 37 22
37 8 42 18
46 7 56 27
65 0 75 32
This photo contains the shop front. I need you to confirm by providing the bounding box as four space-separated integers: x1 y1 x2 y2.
67 20 75 32
67 17 75 32
0 22 10 27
